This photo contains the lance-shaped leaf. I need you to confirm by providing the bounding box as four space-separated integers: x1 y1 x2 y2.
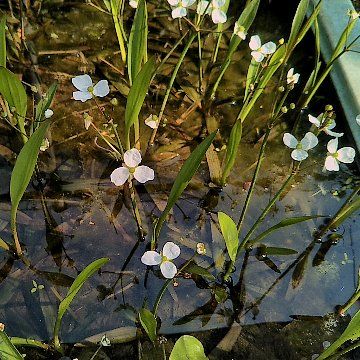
244 58 260 102
154 132 216 241
0 16 6 67
0 331 24 360
170 335 208 360
218 212 239 262
139 308 157 343
287 0 310 51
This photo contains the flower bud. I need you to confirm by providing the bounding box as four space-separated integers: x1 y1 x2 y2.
290 103 295 109
278 38 285 45
281 106 288 114
196 243 206 255
278 86 285 92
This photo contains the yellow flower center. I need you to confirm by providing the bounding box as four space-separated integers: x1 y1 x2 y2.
128 167 136 174
87 86 94 93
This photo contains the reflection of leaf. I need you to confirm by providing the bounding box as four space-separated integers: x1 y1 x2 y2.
183 262 215 281
312 239 335 267
170 335 208 360
292 253 310 289
257 246 298 256
139 308 157 343
36 271 75 287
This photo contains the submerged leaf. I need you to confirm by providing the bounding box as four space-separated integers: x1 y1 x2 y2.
139 308 157 343
170 335 208 360
183 262 215 281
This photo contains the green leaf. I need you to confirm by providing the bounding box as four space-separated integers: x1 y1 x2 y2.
0 67 27 139
317 310 360 360
0 331 24 359
257 246 298 256
35 83 57 123
183 262 215 281
0 16 6 67
288 0 309 51
124 57 155 145
332 197 360 229
128 0 147 85
10 119 51 240
53 258 110 348
218 212 239 262
0 237 9 251
221 119 242 185
154 132 217 241
170 335 208 360
139 308 157 343
248 215 321 245
244 58 259 102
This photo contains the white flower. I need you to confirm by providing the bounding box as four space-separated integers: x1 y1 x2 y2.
129 0 138 8
234 22 246 40
283 132 318 161
324 138 355 171
249 35 276 62
72 74 110 102
40 138 50 152
100 335 111 347
197 0 227 24
145 114 159 129
308 114 343 137
287 68 300 85
110 148 154 186
168 0 195 19
44 109 53 118
356 114 360 126
141 242 180 279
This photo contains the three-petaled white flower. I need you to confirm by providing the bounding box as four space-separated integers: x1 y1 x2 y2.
249 35 276 62
145 114 159 129
45 109 53 118
287 68 300 85
141 242 180 279
234 22 246 40
129 0 138 8
308 113 344 138
197 0 227 24
283 132 318 161
72 74 110 102
168 0 195 19
324 138 355 171
110 148 154 186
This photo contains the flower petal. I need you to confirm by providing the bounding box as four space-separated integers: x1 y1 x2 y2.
124 148 142 168
337 147 355 163
197 1 211 15
261 41 276 54
141 251 162 266
283 133 298 149
214 0 226 7
172 6 187 18
182 0 195 6
356 114 360 126
211 9 227 23
291 149 308 161
129 0 138 8
145 115 158 129
110 167 130 186
93 80 110 97
160 261 177 279
327 138 338 154
44 109 53 118
251 51 264 62
324 156 339 171
293 73 300 84
300 132 318 150
287 68 294 78
134 165 154 183
249 35 261 50
73 90 93 102
325 129 343 138
163 242 180 260
72 74 93 91
168 0 179 5
308 114 321 127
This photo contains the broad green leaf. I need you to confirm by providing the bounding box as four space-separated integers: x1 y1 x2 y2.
53 258 110 348
221 120 242 185
0 67 27 140
257 246 298 256
154 132 216 240
218 212 239 262
170 335 208 360
35 83 58 123
248 215 321 245
0 16 6 67
128 0 147 85
288 0 309 51
124 57 155 144
183 262 215 281
0 331 24 359
10 119 51 240
317 310 360 360
139 308 157 343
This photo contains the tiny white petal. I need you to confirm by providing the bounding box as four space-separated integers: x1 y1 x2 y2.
124 148 142 168
182 0 195 6
40 138 50 152
110 167 130 186
337 147 355 163
293 73 300 84
356 114 360 126
73 90 93 102
72 74 93 92
93 80 110 98
291 149 308 161
141 251 162 266
261 42 276 55
134 165 155 183
287 68 294 78
251 51 264 62
327 138 338 154
84 118 92 130
172 6 187 18
129 0 138 8
162 242 180 260
168 0 179 5
301 132 318 150
197 0 211 14
211 9 227 23
325 129 343 138
160 261 177 279
234 23 247 40
308 114 321 127
325 156 339 171
249 35 261 50
44 109 53 118
326 119 336 130
145 115 158 129
283 133 298 149
214 0 226 7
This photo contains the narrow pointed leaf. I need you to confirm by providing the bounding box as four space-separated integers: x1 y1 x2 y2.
0 331 24 360
139 308 157 343
258 246 298 256
244 58 259 101
218 212 239 262
170 335 208 360
288 0 310 51
0 16 6 67
183 262 215 281
35 83 58 122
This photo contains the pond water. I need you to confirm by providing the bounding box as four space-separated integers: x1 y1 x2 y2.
0 1 359 359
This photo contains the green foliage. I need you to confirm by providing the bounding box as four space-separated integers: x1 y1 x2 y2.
331 197 360 229
110 0 127 62
0 331 24 360
183 262 215 281
287 0 310 51
218 212 239 262
153 132 217 242
0 16 6 67
0 237 9 251
35 83 58 123
128 0 148 85
169 335 208 360
317 310 360 359
244 58 259 102
53 258 110 349
139 308 157 343
257 246 298 256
